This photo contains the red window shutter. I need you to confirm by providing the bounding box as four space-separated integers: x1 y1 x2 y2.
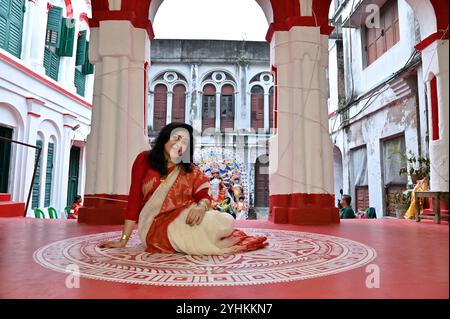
172 84 186 123
430 76 440 140
153 84 167 131
251 86 264 130
220 85 234 130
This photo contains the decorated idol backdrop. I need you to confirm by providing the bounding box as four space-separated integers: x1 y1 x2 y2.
195 147 249 205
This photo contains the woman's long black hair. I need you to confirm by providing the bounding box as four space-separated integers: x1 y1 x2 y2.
148 122 194 176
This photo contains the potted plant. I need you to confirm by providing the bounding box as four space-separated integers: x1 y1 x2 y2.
390 191 412 218
390 148 430 184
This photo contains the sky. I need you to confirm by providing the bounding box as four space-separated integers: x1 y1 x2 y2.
152 0 269 41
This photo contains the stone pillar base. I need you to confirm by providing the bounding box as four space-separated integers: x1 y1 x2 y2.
78 195 128 225
269 194 340 225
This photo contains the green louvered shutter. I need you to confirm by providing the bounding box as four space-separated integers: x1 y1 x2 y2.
57 18 75 56
49 49 60 80
32 140 43 209
75 30 87 65
7 0 24 57
46 6 62 48
44 47 59 80
81 41 94 74
0 0 25 58
43 47 51 71
44 142 54 207
0 0 8 50
74 69 86 96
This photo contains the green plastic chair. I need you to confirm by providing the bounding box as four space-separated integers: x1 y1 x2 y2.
48 207 58 219
34 208 45 219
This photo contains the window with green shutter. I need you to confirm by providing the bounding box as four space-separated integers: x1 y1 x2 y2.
44 142 54 207
81 41 94 74
46 6 62 48
57 18 75 57
44 47 60 81
67 146 81 206
74 69 86 96
31 140 43 209
0 0 25 58
75 30 87 66
43 6 65 80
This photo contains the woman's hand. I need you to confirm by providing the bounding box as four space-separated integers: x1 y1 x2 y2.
98 239 128 249
186 204 207 226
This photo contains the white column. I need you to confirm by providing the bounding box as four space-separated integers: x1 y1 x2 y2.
166 90 173 124
84 20 150 196
58 115 78 215
423 40 449 192
264 92 270 131
215 91 221 129
148 92 154 129
21 0 36 64
38 139 48 209
269 26 337 224
184 92 190 123
23 99 42 215
196 91 203 133
28 0 48 74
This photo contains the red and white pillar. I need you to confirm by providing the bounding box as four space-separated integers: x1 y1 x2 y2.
78 8 151 224
268 26 339 224
416 35 449 192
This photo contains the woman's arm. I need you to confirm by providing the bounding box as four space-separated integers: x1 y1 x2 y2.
99 219 136 248
186 170 212 226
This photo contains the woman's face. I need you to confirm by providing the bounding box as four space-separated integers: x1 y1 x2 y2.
164 128 190 163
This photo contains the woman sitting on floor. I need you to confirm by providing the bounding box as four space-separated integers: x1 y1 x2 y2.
99 123 267 255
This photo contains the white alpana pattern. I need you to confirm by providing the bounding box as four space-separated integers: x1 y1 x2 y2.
33 229 376 286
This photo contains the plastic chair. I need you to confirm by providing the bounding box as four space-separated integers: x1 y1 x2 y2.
34 208 45 219
48 207 58 219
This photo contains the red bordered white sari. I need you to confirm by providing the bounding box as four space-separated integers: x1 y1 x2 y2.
137 166 267 255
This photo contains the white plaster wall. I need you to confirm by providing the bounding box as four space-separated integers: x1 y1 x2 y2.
0 0 92 217
341 0 420 98
331 92 421 216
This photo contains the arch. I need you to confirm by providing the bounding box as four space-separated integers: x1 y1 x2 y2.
200 69 237 85
220 84 235 130
148 0 274 24
38 119 62 143
172 84 186 123
151 70 190 86
404 0 447 40
153 84 168 131
0 103 25 132
64 0 73 18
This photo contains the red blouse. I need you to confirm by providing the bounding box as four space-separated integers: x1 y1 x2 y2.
124 151 211 221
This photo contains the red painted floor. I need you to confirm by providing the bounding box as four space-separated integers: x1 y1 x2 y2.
0 217 448 299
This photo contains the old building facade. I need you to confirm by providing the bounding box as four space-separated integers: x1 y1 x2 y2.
0 0 94 217
148 39 275 208
328 0 447 216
